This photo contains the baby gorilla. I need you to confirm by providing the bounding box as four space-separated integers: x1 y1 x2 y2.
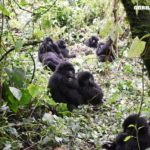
48 62 83 110
96 37 115 62
77 71 103 105
102 114 150 150
56 39 76 58
85 36 99 48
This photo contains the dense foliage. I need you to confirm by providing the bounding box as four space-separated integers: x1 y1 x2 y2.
0 0 149 149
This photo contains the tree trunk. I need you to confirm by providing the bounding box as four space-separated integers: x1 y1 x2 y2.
121 0 150 77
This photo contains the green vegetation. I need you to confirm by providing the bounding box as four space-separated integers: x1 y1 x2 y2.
0 0 149 149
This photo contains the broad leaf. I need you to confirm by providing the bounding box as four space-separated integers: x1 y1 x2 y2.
28 84 41 98
9 87 22 101
128 37 146 58
20 89 31 105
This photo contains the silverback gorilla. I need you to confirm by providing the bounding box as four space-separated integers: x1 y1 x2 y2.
102 114 150 150
77 71 103 105
96 37 115 62
56 39 76 58
48 62 83 110
38 37 64 71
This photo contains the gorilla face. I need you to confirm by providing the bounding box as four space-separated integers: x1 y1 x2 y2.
55 62 76 82
90 36 99 45
78 71 94 87
57 40 66 48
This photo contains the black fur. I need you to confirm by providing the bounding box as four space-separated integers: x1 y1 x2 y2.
38 37 64 71
85 36 99 48
77 71 103 105
56 39 76 58
102 114 150 150
41 52 64 71
48 62 83 110
96 37 115 62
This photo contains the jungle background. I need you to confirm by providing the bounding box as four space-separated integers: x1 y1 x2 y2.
0 0 150 149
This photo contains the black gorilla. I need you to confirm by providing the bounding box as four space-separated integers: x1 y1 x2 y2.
56 39 76 58
48 62 83 110
85 36 99 48
96 37 115 62
38 36 64 71
102 114 150 150
77 71 103 105
41 52 64 71
38 36 64 62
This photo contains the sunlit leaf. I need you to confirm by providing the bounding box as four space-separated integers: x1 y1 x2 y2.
20 89 31 105
28 84 41 98
128 37 146 58
9 87 22 101
124 135 133 142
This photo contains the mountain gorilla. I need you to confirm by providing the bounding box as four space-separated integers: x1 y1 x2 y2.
77 71 103 105
38 36 64 61
56 39 76 58
96 37 115 62
41 52 64 71
102 114 150 150
85 36 99 48
48 62 83 110
38 36 64 71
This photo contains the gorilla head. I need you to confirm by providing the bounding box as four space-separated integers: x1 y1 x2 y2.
85 35 99 48
55 61 75 79
78 71 95 87
57 39 66 49
123 114 149 136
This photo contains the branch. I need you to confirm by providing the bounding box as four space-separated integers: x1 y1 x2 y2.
0 0 4 46
33 0 57 17
28 52 36 84
138 62 145 116
12 0 32 13
0 40 42 61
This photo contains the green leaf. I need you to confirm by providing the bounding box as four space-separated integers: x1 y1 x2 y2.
20 0 28 6
101 20 112 37
3 82 19 112
9 87 22 101
15 39 23 51
0 3 9 17
128 37 146 58
124 135 133 142
28 84 41 98
20 89 31 105
4 67 26 88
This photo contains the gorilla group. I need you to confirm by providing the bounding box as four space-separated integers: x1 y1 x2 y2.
38 37 75 71
102 114 150 150
84 36 115 62
48 62 103 110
